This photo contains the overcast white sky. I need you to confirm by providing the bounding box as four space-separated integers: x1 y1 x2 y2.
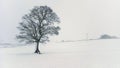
0 0 120 43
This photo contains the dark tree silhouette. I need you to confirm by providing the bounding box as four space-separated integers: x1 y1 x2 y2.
16 6 60 54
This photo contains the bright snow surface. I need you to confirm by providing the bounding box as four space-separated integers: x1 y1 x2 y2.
1 39 120 68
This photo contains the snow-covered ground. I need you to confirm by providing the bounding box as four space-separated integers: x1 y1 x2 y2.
1 39 120 68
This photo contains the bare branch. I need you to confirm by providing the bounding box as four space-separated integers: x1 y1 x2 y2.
17 6 60 44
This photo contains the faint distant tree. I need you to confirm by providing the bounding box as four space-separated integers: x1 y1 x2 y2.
99 34 118 39
16 6 60 54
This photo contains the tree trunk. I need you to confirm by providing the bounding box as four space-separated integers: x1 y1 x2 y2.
34 42 41 54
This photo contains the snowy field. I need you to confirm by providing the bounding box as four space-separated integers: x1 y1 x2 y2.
1 39 120 68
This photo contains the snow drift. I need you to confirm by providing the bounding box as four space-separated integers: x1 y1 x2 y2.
0 39 120 68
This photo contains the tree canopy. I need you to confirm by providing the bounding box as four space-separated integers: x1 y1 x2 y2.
17 6 60 54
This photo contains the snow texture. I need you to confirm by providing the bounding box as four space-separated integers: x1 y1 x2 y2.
0 39 120 68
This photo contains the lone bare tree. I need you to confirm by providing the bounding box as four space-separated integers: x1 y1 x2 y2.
16 6 60 54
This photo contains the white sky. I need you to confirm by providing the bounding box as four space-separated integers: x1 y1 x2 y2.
0 0 120 43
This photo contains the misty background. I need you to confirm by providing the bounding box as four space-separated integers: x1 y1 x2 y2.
0 0 120 43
